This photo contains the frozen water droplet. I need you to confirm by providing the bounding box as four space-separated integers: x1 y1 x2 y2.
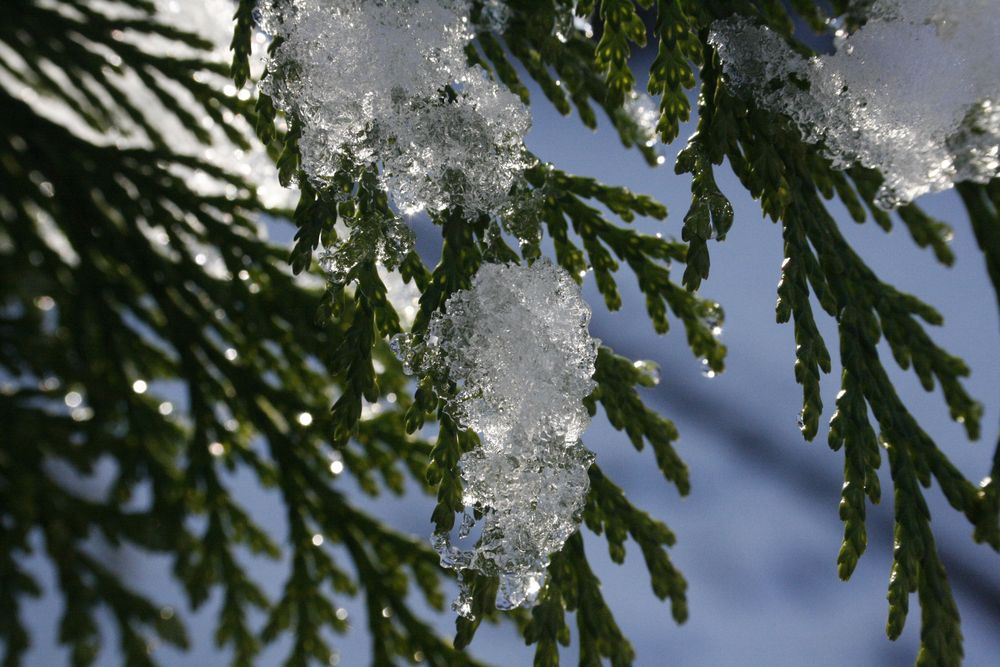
497 573 543 610
453 578 474 620
700 359 717 379
318 249 350 284
317 216 414 282
477 0 510 32
633 359 661 386
699 301 725 337
623 91 664 155
457 511 475 539
390 333 417 375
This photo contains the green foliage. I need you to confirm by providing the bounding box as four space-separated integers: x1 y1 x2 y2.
663 7 998 667
1 1 997 667
647 1 699 143
594 0 648 107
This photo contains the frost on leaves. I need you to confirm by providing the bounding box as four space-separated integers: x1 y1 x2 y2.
393 259 599 616
710 0 1000 208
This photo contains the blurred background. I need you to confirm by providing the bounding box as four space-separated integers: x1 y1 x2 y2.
14 21 999 667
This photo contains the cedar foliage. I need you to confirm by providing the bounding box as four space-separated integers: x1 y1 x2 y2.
1 1 998 666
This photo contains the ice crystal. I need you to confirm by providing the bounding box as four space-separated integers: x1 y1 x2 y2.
710 0 1000 207
699 300 725 339
497 177 549 248
317 215 414 284
393 259 598 615
259 0 532 215
376 75 533 215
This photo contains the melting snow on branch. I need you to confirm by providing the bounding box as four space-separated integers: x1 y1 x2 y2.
258 0 532 216
710 0 1000 208
393 259 598 616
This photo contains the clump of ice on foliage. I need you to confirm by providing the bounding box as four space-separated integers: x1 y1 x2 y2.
392 259 598 616
317 214 415 283
709 0 1000 208
258 0 532 215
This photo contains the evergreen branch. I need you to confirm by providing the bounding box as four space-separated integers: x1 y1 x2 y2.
528 475 684 667
678 30 994 662
231 0 257 88
848 167 956 266
1 37 481 665
2 0 244 151
672 41 735 292
585 465 687 622
534 165 727 372
594 0 648 107
6 2 997 666
491 3 661 164
957 181 1000 311
586 347 688 493
972 437 999 550
453 573 502 651
538 531 635 667
648 0 699 143
776 214 833 441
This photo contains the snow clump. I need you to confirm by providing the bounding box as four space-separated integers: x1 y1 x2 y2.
258 0 532 215
709 0 1000 208
392 259 598 616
